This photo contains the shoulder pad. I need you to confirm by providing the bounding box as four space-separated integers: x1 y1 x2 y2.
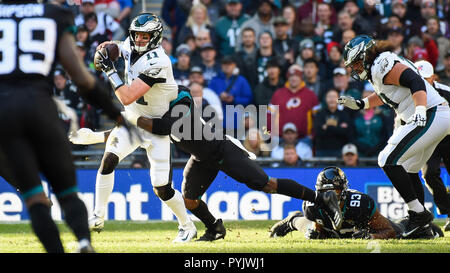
371 52 397 83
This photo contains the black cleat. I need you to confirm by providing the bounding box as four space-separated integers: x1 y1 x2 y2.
444 217 450 232
402 210 434 238
197 219 226 241
316 191 343 231
269 211 303 238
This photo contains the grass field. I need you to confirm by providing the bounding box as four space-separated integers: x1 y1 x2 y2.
1 219 449 254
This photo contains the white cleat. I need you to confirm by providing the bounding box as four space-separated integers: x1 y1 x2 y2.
88 214 104 233
172 221 197 243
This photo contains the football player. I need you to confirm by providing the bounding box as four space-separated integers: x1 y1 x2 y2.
414 60 450 231
70 85 344 241
0 0 130 253
338 35 450 238
269 166 443 239
92 13 197 242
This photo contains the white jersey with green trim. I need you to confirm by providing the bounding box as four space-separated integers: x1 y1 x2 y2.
369 51 445 122
118 37 177 118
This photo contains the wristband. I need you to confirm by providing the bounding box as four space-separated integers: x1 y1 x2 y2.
362 97 370 109
106 71 124 90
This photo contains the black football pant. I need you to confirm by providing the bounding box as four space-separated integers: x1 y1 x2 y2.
422 135 450 215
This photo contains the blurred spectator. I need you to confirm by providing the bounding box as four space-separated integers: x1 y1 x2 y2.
315 1 334 44
270 64 318 142
75 24 89 46
75 0 124 41
340 29 356 49
386 27 406 56
280 144 302 167
331 9 358 44
84 12 109 64
270 122 313 161
282 4 301 38
302 58 323 98
190 82 218 121
188 66 224 121
389 0 414 39
53 69 82 115
294 38 316 68
116 0 134 30
161 0 190 45
319 67 361 108
215 0 250 56
342 0 373 36
190 29 213 65
436 51 450 86
162 37 177 64
341 143 359 167
313 88 354 157
173 44 192 86
177 3 218 49
234 27 258 86
425 16 450 72
130 158 148 168
253 59 284 106
243 128 271 158
239 0 276 48
241 31 285 90
353 84 388 158
405 35 438 67
359 1 383 35
273 16 298 66
208 55 253 129
296 0 336 26
200 0 222 24
194 43 222 85
94 0 121 19
321 41 342 79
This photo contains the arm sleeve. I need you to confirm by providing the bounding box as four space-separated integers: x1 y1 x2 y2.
398 68 426 95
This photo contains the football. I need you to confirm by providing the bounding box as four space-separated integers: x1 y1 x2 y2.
93 43 120 71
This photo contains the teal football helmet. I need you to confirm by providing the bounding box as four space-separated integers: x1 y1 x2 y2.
343 35 376 81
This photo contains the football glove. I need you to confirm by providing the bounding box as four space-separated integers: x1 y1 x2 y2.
69 128 106 145
337 96 366 110
304 227 321 240
95 48 116 74
407 105 427 127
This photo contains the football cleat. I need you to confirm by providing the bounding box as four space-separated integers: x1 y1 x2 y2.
269 211 303 238
173 221 197 243
444 217 450 232
197 219 226 241
88 214 105 233
401 210 434 238
76 239 96 253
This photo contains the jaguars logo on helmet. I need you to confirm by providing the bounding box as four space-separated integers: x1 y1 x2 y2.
129 13 163 54
315 166 349 202
343 35 376 81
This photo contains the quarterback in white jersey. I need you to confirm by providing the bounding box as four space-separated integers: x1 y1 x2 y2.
87 13 196 242
338 35 450 239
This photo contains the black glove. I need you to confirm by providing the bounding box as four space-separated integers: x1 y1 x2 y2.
96 49 116 74
305 227 321 239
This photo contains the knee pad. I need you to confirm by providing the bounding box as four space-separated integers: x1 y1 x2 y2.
153 183 175 201
100 153 119 175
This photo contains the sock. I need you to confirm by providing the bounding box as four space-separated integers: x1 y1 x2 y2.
59 194 91 242
408 172 425 205
276 178 316 202
28 203 64 253
164 189 191 226
189 200 216 229
94 172 115 217
291 216 302 231
407 199 425 213
382 165 418 203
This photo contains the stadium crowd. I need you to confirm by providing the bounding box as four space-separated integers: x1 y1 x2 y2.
52 0 450 167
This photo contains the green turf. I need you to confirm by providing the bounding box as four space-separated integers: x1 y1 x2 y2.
0 220 449 253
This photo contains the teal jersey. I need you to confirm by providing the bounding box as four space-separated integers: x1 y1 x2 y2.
215 14 250 56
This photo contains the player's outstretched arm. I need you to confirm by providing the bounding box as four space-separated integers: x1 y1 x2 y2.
337 92 383 110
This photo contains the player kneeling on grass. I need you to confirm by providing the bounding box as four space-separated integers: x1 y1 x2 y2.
70 85 345 241
270 166 444 239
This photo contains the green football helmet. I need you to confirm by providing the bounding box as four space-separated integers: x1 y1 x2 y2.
129 13 163 53
343 35 376 81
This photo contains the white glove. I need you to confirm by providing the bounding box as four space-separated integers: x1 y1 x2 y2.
407 105 427 127
69 128 106 145
52 97 79 137
337 96 367 110
121 111 140 126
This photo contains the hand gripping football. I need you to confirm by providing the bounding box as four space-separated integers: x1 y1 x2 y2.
94 43 120 71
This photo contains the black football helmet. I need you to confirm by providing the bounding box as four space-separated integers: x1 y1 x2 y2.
315 166 349 201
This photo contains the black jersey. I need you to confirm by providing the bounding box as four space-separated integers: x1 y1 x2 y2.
303 190 377 238
0 2 75 91
156 88 226 162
